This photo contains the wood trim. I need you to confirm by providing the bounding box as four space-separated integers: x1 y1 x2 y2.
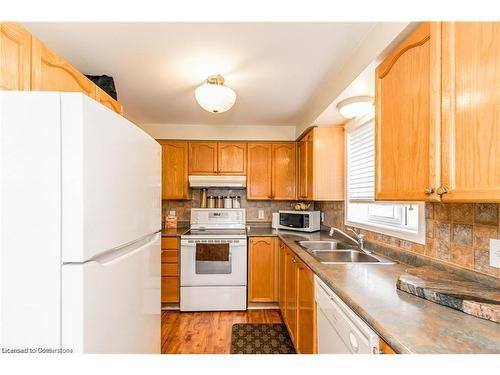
95 86 123 114
0 22 31 90
31 37 96 98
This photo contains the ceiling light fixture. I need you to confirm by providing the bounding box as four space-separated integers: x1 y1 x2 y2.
195 75 236 114
336 96 374 119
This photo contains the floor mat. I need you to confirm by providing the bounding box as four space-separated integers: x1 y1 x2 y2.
230 323 296 354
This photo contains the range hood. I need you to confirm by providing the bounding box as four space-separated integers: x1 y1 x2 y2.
188 175 247 188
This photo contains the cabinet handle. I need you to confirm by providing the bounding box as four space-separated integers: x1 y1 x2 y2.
436 186 449 196
424 187 434 195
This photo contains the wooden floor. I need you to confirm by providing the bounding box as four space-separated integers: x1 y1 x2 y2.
161 309 283 354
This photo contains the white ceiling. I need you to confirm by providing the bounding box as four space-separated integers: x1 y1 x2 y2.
313 61 376 126
23 22 375 126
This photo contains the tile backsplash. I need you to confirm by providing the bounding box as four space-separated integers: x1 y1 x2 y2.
315 201 500 279
162 189 302 223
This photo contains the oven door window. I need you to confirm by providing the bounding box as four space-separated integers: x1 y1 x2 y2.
280 213 308 228
195 243 232 274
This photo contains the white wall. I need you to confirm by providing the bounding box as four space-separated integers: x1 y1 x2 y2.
139 123 297 141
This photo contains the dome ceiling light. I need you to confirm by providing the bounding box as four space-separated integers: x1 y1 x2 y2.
195 74 236 114
336 96 374 119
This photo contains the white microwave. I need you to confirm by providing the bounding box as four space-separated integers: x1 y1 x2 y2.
276 210 321 232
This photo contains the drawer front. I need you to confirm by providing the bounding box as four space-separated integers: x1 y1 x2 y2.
161 249 178 263
161 263 178 277
161 237 179 250
161 276 179 303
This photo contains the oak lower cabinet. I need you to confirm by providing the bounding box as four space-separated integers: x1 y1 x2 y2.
297 127 344 201
278 240 317 354
248 237 277 302
379 339 397 354
247 142 297 200
0 23 31 91
161 237 179 303
375 22 500 203
159 140 189 200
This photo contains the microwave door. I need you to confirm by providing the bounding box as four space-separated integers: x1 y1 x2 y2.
281 213 304 229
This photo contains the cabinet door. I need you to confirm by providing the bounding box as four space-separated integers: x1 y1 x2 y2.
95 86 123 114
188 142 218 175
218 142 247 175
161 141 189 200
284 249 297 344
441 22 500 202
278 241 287 316
375 22 441 201
0 22 31 90
31 37 96 98
247 143 272 199
272 143 297 200
248 237 277 302
161 276 179 303
298 131 314 200
296 259 316 354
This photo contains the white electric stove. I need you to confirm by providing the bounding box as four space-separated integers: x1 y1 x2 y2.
180 208 247 311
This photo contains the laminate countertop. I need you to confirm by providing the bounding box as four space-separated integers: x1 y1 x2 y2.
247 226 500 354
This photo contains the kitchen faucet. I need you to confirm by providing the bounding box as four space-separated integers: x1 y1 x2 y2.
328 226 371 255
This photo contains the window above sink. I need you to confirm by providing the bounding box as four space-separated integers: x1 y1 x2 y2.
345 115 426 244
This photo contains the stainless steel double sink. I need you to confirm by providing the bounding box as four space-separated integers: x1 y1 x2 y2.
296 240 394 264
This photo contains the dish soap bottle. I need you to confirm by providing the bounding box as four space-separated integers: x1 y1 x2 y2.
165 210 178 230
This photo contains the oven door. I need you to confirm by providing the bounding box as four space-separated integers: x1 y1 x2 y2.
180 238 247 286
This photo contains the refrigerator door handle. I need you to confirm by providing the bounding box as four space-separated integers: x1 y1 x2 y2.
85 232 160 267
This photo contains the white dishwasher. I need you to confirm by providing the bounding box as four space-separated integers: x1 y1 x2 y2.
315 276 380 354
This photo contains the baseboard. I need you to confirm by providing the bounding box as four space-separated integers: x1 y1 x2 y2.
162 303 180 311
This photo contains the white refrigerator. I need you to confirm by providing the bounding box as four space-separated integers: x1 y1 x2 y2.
0 92 161 353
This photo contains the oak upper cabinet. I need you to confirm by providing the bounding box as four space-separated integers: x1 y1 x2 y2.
188 142 218 174
160 141 189 200
247 143 273 199
375 22 441 202
297 127 344 201
298 131 313 200
272 143 297 200
95 86 123 115
247 142 297 200
217 142 247 175
296 258 316 354
0 23 31 91
248 237 277 303
31 37 96 98
440 22 500 202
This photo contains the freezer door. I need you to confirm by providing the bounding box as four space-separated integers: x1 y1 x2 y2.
61 93 161 263
61 233 161 353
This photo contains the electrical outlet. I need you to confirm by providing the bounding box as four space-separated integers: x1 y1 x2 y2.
258 209 265 220
490 239 500 268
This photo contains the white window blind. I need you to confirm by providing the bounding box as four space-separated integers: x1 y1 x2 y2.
347 119 374 201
